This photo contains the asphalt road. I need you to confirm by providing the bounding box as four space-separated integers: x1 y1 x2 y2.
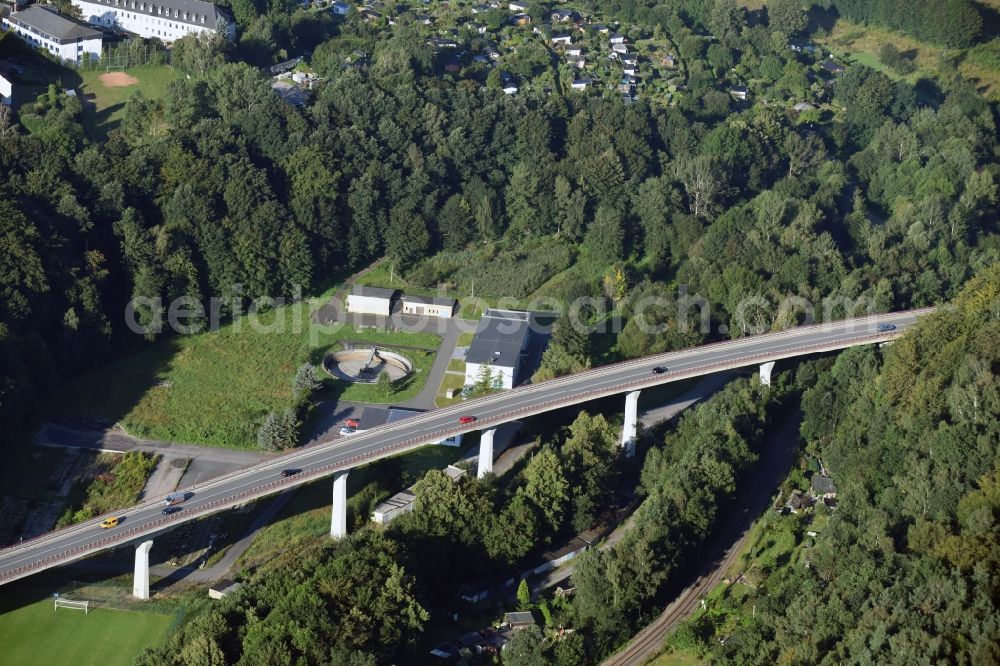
0 309 929 585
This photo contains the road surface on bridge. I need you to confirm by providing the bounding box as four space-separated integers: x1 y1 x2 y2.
0 309 929 585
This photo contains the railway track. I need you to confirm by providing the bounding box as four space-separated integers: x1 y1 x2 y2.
602 409 804 666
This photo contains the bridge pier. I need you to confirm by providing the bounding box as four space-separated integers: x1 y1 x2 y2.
132 540 153 600
759 361 775 387
330 470 349 539
621 390 641 458
477 428 497 479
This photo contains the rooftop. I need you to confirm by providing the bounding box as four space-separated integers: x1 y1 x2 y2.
357 406 425 431
372 489 416 514
350 284 398 300
6 6 102 42
465 309 533 368
811 475 837 495
402 294 457 307
83 0 231 28
504 611 537 626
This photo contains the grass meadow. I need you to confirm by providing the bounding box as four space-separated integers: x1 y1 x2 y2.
49 295 441 448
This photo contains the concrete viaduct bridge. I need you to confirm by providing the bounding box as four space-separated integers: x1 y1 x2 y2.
0 309 930 598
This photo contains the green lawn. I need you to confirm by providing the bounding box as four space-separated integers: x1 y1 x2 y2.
0 593 172 666
435 372 468 408
78 65 180 140
49 297 441 448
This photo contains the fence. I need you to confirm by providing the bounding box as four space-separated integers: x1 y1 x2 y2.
69 41 171 71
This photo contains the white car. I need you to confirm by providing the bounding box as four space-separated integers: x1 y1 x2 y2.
339 426 357 436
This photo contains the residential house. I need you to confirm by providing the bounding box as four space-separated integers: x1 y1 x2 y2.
622 64 637 76
609 33 626 44
661 53 677 68
551 9 578 22
485 46 500 61
359 8 381 22
811 475 837 498
571 78 592 90
510 12 530 25
565 46 583 58
331 1 349 14
590 23 609 33
729 85 749 100
819 59 845 75
507 0 527 10
3 6 102 63
792 101 815 112
551 34 571 45
784 490 814 514
612 42 630 54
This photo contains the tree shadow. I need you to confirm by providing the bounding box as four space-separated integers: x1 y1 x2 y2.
806 4 839 35
976 2 1000 40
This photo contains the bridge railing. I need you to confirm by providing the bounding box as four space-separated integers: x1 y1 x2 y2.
0 324 915 584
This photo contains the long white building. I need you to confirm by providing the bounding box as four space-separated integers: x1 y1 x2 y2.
71 0 234 42
2 6 103 64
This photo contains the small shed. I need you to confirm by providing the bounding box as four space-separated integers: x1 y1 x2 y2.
372 489 417 524
729 85 749 101
503 611 537 629
208 580 241 599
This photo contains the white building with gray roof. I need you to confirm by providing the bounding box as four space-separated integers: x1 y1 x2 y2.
2 6 102 63
464 309 535 390
71 0 234 42
345 285 398 316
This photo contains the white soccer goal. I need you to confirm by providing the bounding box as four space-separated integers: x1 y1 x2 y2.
54 597 90 614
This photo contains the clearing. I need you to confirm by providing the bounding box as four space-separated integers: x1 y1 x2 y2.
78 65 179 139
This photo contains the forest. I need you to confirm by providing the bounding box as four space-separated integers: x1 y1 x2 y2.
674 264 1000 664
4 4 999 441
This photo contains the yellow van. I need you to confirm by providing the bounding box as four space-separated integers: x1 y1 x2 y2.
100 517 119 529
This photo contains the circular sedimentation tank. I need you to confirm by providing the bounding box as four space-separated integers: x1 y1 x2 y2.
323 347 413 384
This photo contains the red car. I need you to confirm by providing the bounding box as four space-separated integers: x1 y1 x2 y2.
344 418 359 428
458 415 477 425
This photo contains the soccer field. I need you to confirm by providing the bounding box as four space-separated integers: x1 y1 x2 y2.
0 594 173 666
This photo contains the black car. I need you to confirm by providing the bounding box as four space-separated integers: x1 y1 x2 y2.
162 506 182 516
281 468 301 478
652 366 668 375
877 324 896 332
